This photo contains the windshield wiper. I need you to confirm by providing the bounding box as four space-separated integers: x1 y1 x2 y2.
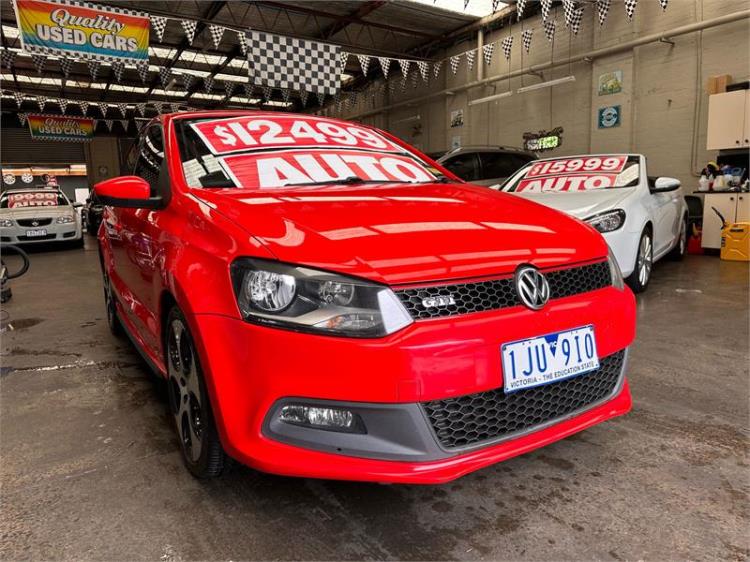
285 176 402 187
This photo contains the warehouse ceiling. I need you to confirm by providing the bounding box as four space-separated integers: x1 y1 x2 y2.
0 0 519 115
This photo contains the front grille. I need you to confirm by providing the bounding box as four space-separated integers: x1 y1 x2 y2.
422 350 625 450
395 261 611 320
16 218 53 227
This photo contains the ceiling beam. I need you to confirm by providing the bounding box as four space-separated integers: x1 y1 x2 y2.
319 1 386 40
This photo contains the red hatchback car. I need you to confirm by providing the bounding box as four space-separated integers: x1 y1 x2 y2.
95 111 635 483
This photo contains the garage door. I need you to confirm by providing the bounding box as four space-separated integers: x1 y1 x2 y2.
1 127 85 165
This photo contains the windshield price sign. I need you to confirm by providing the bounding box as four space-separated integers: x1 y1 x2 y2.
516 174 621 192
7 191 59 208
219 149 435 189
527 156 627 178
191 116 403 156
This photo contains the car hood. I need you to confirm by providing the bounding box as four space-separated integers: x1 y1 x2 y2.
193 182 608 285
0 205 74 218
510 188 635 220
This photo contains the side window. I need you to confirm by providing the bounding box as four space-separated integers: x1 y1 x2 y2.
479 153 529 180
133 125 164 195
443 153 480 181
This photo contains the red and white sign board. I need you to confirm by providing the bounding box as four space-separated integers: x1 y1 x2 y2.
7 191 59 207
219 149 435 189
191 115 402 155
516 155 631 192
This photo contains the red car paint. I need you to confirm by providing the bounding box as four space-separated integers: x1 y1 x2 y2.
97 111 635 483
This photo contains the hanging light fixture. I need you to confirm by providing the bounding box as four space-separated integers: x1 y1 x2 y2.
516 75 576 93
468 91 513 106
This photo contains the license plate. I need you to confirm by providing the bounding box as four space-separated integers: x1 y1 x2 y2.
25 229 47 237
501 326 599 393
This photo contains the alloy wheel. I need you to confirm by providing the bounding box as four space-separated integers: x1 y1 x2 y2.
679 221 687 255
637 233 653 287
167 318 204 463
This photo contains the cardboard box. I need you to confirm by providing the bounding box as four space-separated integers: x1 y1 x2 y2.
707 74 732 95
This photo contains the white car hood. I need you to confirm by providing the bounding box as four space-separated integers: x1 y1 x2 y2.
0 205 73 219
511 188 634 220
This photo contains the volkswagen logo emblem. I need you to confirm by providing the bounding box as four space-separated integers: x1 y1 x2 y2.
515 265 550 310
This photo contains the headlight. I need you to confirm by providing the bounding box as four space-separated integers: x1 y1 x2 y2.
585 209 626 233
230 258 413 337
0 219 13 227
56 215 76 224
607 247 625 290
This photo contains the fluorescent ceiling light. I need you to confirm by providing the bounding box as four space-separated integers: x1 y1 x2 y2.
405 0 507 18
468 91 512 106
516 75 576 93
393 115 421 123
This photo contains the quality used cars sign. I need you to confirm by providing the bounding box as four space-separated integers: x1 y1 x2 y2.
14 0 149 63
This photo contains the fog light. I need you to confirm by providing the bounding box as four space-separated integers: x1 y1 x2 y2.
278 404 366 434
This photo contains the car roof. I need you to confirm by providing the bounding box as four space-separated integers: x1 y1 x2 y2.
440 145 536 158
1 187 63 193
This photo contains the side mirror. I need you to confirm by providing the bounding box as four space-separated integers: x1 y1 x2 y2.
72 202 84 208
652 177 681 193
94 176 163 209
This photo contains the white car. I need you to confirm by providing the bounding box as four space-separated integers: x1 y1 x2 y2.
0 188 83 246
498 154 688 292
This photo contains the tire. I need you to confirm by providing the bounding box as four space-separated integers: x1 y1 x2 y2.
102 270 124 337
165 306 228 478
626 229 653 294
668 216 688 261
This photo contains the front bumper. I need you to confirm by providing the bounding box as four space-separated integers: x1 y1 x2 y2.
190 284 635 483
1 222 82 244
603 229 639 278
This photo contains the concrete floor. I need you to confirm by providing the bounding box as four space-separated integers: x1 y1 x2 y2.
1 239 748 561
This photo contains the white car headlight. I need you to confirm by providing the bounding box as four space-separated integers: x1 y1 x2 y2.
0 219 13 228
56 214 76 224
585 209 626 233
231 259 414 337
607 247 625 290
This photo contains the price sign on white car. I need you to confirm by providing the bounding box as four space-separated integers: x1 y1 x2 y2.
501 326 599 393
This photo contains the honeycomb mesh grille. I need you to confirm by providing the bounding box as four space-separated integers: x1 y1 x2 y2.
422 350 625 450
395 261 611 320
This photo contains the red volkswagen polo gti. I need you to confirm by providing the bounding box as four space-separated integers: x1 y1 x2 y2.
95 111 635 483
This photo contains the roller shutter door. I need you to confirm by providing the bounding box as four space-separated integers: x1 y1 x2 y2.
1 127 85 164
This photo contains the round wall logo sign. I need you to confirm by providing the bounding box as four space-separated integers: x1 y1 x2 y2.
598 105 621 129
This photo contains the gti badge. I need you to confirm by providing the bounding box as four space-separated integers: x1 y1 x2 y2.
422 295 456 308
515 265 550 310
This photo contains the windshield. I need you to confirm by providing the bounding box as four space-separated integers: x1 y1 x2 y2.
176 115 445 189
504 155 640 193
0 190 69 208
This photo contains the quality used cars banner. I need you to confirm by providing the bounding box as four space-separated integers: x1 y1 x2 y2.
14 0 149 63
27 114 95 142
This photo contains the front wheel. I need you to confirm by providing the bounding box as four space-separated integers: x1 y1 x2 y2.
626 229 653 293
166 307 228 478
667 217 688 261
102 271 123 337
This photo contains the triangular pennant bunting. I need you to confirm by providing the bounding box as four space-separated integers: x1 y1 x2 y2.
659 0 668 10
208 25 224 49
449 55 461 74
170 103 180 113
243 82 254 98
411 68 419 89
13 92 24 106
417 60 429 83
237 31 247 55
357 54 371 76
398 59 410 79
318 91 327 106
299 89 309 107
543 19 556 42
570 5 584 34
101 104 111 117
517 0 526 20
59 57 73 77
223 81 236 97
400 72 409 91
378 57 391 79
78 101 89 115
37 97 47 112
181 20 198 45
18 113 28 126
57 98 68 114
182 72 194 91
492 0 502 13
541 0 552 22
482 43 494 65
117 103 128 117
501 37 513 60
203 76 214 93
433 60 442 78
88 60 100 81
136 61 149 83
466 49 476 71
339 52 349 74
521 29 533 53
281 88 291 103
596 0 611 25
136 102 146 116
31 54 46 74
111 61 125 82
119 119 129 131
159 67 172 88
150 16 167 42
624 0 637 21
261 85 272 102
153 101 164 114
1 49 16 70
105 119 114 132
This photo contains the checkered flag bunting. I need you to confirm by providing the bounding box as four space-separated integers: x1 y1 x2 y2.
101 104 111 117
543 19 556 42
209 25 224 49
223 81 236 97
449 55 461 74
501 37 513 60
411 68 419 89
136 62 149 83
562 0 574 27
31 54 46 74
150 16 167 42
624 0 637 21
105 119 114 132
88 60 100 81
37 97 47 112
136 102 146 116
316 91 326 106
466 49 476 71
119 120 128 132
59 57 73 77
339 51 349 74
659 0 668 10
169 103 180 113
282 88 291 103
247 31 341 95
78 101 89 115
299 89 309 107
182 73 194 92
521 29 533 53
243 82 254 98
516 0 526 20
159 67 172 89
433 60 443 78
378 57 391 79
18 113 28 126
492 0 502 12
570 5 584 34
261 85 272 102
541 0 552 22
232 30 246 56
1 49 16 70
482 43 494 66
181 20 198 45
203 76 214 93
153 101 164 114
398 59 411 78
400 71 409 92
357 54 371 76
13 92 24 106
417 61 429 83
596 0 611 25
58 98 68 114
117 103 128 117
111 61 125 82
